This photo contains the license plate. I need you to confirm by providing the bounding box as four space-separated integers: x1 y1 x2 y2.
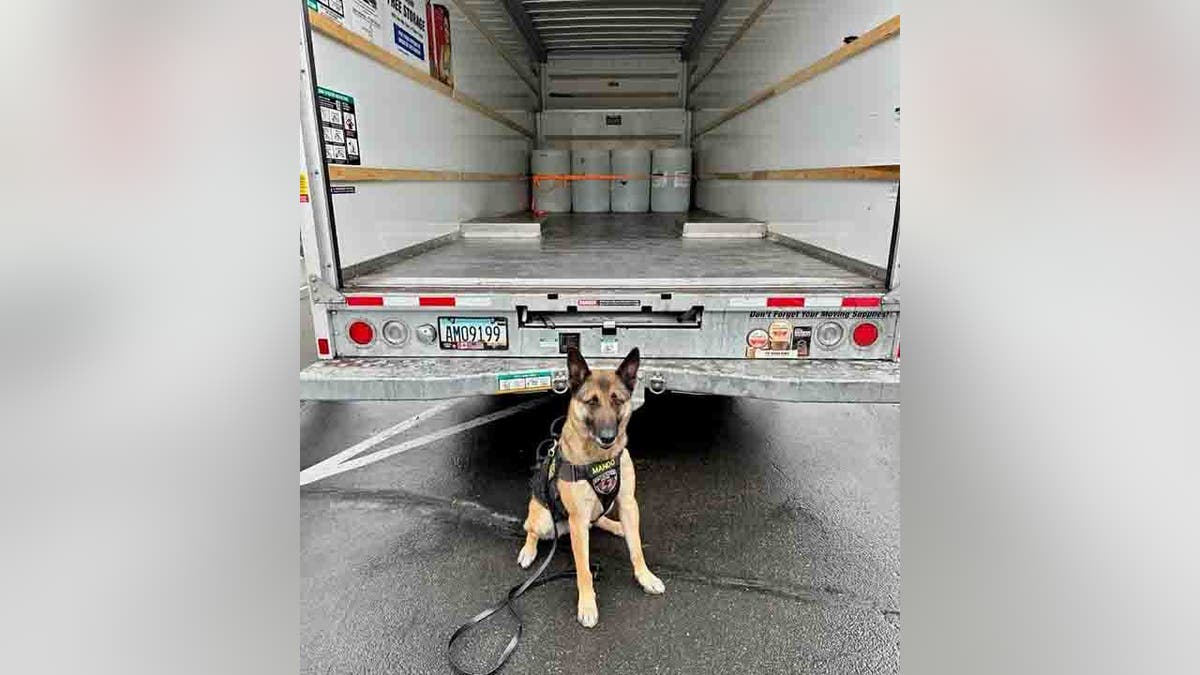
438 316 508 350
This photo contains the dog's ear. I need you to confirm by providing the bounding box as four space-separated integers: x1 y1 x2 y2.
616 347 640 392
567 347 590 391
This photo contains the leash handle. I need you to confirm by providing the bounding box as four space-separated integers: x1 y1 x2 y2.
447 415 582 675
447 528 601 675
446 533 558 675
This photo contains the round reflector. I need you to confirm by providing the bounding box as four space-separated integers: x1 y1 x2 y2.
851 322 879 347
381 320 409 346
348 320 374 345
815 321 844 348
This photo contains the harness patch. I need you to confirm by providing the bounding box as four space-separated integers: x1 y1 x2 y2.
532 442 623 521
591 467 619 495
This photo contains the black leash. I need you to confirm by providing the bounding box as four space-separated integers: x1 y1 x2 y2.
446 417 599 675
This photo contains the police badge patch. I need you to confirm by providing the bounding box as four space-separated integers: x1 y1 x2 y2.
591 468 619 495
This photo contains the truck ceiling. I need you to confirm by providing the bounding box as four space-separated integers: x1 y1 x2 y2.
492 0 729 58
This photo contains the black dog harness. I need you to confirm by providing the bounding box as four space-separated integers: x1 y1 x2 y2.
531 439 623 521
447 417 621 675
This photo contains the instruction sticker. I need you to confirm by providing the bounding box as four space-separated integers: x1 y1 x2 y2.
300 173 309 203
346 0 383 42
307 0 344 20
600 337 619 355
316 87 360 165
497 369 553 394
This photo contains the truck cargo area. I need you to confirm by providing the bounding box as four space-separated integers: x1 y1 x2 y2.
344 212 884 292
299 0 900 402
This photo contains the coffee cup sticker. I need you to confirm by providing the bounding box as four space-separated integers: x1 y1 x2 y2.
746 329 769 349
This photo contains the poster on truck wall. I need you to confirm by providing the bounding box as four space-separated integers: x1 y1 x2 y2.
307 0 383 44
426 4 453 86
316 87 360 165
387 0 429 67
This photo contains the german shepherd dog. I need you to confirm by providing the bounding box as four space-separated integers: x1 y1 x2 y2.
517 347 665 627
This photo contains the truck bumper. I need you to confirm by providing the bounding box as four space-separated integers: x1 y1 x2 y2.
300 358 899 403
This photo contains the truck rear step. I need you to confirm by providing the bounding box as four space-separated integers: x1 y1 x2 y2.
301 357 899 403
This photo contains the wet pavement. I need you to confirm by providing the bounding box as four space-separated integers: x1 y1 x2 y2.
300 391 899 674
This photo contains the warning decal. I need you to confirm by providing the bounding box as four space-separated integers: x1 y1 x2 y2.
316 87 360 166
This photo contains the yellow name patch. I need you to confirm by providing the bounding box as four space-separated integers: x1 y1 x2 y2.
589 458 616 475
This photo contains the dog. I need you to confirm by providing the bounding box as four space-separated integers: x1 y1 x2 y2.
517 347 665 627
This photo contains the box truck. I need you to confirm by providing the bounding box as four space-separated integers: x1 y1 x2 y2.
300 0 900 404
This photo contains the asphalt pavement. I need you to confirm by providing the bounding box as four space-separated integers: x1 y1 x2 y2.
300 389 899 674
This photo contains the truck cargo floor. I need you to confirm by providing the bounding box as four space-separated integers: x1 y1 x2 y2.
345 212 882 292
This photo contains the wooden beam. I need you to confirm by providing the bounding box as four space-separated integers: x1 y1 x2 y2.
699 165 900 181
445 0 541 98
688 0 774 94
327 166 528 182
693 14 900 138
308 10 534 138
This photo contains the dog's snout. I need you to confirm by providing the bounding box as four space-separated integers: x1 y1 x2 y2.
597 429 617 445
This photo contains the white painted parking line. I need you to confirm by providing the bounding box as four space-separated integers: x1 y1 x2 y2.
300 398 464 485
300 397 549 486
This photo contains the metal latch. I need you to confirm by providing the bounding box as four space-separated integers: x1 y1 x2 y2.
551 370 569 394
647 373 665 394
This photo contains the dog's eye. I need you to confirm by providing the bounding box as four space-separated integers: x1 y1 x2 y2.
611 394 624 405
586 397 600 407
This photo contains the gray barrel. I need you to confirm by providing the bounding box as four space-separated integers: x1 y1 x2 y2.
610 148 651 213
531 149 571 212
651 148 692 213
571 149 611 213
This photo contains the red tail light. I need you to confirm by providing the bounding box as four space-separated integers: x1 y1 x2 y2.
348 320 374 345
852 322 879 347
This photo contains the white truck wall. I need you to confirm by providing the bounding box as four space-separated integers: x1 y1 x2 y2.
691 0 899 268
541 109 686 150
310 3 536 268
545 54 683 110
542 53 688 151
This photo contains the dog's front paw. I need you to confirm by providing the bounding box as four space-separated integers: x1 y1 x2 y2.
516 543 537 569
577 599 599 628
636 569 666 595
